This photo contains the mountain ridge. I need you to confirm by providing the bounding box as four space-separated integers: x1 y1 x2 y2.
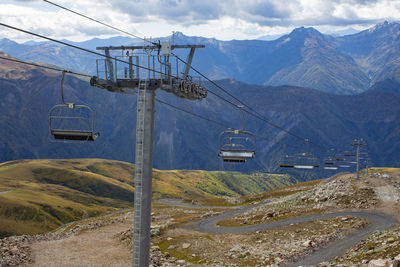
1 21 400 95
1 55 400 171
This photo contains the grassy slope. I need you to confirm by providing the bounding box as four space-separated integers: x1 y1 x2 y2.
0 158 296 237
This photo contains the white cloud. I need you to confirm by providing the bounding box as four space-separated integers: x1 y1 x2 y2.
0 0 399 42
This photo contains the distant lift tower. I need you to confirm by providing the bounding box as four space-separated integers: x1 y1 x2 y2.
90 41 207 267
351 138 366 179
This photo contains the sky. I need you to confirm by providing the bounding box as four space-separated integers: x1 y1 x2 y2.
0 0 399 43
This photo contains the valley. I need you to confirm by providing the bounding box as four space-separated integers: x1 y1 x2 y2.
1 10 400 267
1 168 399 266
0 158 295 238
2 53 400 172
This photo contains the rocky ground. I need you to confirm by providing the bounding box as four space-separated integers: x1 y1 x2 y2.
1 171 400 266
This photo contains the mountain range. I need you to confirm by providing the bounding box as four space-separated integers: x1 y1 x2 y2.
1 21 400 95
1 53 400 173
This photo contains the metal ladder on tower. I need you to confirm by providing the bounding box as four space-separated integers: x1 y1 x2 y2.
133 43 148 267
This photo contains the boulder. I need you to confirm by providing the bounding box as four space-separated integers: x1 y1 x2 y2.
368 259 391 267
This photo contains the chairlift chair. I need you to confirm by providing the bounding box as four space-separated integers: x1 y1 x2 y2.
279 154 295 168
293 154 319 170
339 163 351 168
324 165 339 170
218 130 256 163
49 72 99 142
323 156 338 170
324 157 335 165
218 106 256 163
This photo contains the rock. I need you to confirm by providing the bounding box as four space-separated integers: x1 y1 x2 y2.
302 240 313 247
182 243 191 249
393 254 400 267
368 259 391 267
239 251 250 258
266 211 275 217
167 245 177 250
230 245 241 252
387 237 395 243
150 226 161 237
177 259 186 265
151 245 160 251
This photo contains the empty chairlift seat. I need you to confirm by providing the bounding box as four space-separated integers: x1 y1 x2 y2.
49 104 99 142
279 155 295 168
323 157 338 170
49 72 100 142
218 130 256 163
219 148 255 163
293 153 319 169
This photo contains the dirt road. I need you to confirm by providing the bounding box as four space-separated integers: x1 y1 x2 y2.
161 199 396 266
29 223 132 267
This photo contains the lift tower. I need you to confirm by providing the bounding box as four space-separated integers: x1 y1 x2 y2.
90 41 207 267
351 139 366 179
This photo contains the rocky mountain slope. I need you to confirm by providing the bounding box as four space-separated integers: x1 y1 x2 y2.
2 53 400 172
0 158 295 237
1 169 399 266
1 21 400 95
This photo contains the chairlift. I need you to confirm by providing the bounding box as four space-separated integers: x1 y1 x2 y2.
324 166 339 170
293 153 319 169
279 154 295 168
339 164 351 168
279 140 319 170
49 71 99 142
218 106 256 163
323 156 338 170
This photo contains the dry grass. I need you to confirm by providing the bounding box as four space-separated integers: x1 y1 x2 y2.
0 158 295 237
240 179 323 204
369 167 400 174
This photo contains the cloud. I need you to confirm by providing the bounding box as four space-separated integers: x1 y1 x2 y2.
0 0 399 41
105 0 400 28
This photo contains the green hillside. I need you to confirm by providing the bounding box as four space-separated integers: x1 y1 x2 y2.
0 158 296 237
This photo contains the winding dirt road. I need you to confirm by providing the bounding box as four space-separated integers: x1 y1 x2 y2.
160 199 396 266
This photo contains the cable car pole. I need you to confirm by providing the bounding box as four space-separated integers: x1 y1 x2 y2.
90 42 206 267
133 84 156 267
352 139 366 179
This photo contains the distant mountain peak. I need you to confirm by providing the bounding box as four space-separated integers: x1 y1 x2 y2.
368 20 400 33
172 31 185 37
289 26 323 38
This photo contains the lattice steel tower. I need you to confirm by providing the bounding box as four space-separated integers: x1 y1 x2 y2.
91 41 207 267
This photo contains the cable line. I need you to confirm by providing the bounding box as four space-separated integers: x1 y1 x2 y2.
155 99 231 128
42 0 157 45
0 52 231 130
0 21 326 152
0 23 166 77
0 43 233 130
36 2 328 151
173 53 327 150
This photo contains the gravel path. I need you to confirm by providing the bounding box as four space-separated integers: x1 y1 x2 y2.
29 222 132 267
161 199 396 266
159 198 240 209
